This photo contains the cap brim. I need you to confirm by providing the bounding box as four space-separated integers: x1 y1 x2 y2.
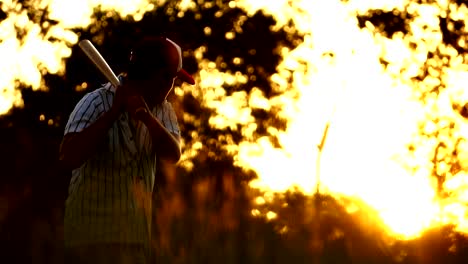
177 68 195 85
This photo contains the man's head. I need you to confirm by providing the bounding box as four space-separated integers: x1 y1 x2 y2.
127 36 194 103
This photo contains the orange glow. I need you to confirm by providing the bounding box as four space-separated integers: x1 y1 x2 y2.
3 0 468 241
229 0 468 239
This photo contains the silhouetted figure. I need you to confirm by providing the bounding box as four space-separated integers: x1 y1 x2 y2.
59 36 194 264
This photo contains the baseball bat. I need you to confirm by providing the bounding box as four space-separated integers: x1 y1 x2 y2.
78 39 121 88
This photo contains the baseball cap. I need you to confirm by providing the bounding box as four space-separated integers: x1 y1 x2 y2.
128 36 195 85
166 38 195 85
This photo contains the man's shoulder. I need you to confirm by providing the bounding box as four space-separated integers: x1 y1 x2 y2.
90 83 114 96
79 84 113 102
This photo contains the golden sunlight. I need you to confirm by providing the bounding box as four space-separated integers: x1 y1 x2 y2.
230 0 468 239
161 0 468 239
3 0 468 240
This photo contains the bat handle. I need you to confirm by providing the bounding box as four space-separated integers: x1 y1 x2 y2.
111 76 121 88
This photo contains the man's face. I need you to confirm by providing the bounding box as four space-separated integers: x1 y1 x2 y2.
135 74 175 105
143 73 176 104
138 68 177 105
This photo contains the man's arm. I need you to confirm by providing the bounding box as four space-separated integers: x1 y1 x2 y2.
59 108 120 170
59 84 130 170
126 95 181 163
119 92 181 163
139 111 181 163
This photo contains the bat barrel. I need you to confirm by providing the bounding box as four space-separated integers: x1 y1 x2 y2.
79 40 121 88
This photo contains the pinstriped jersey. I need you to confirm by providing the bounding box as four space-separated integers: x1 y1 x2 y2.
63 82 180 247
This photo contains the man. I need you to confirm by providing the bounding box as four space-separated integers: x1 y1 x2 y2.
59 36 195 264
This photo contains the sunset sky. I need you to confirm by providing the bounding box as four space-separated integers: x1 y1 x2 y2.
1 0 468 240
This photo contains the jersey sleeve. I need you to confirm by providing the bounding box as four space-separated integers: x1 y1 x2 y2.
155 101 180 136
64 92 102 135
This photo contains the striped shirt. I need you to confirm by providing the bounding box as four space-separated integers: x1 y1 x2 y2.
63 82 180 247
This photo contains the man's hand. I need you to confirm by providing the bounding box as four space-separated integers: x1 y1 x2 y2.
111 82 150 120
125 95 151 121
110 83 132 116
